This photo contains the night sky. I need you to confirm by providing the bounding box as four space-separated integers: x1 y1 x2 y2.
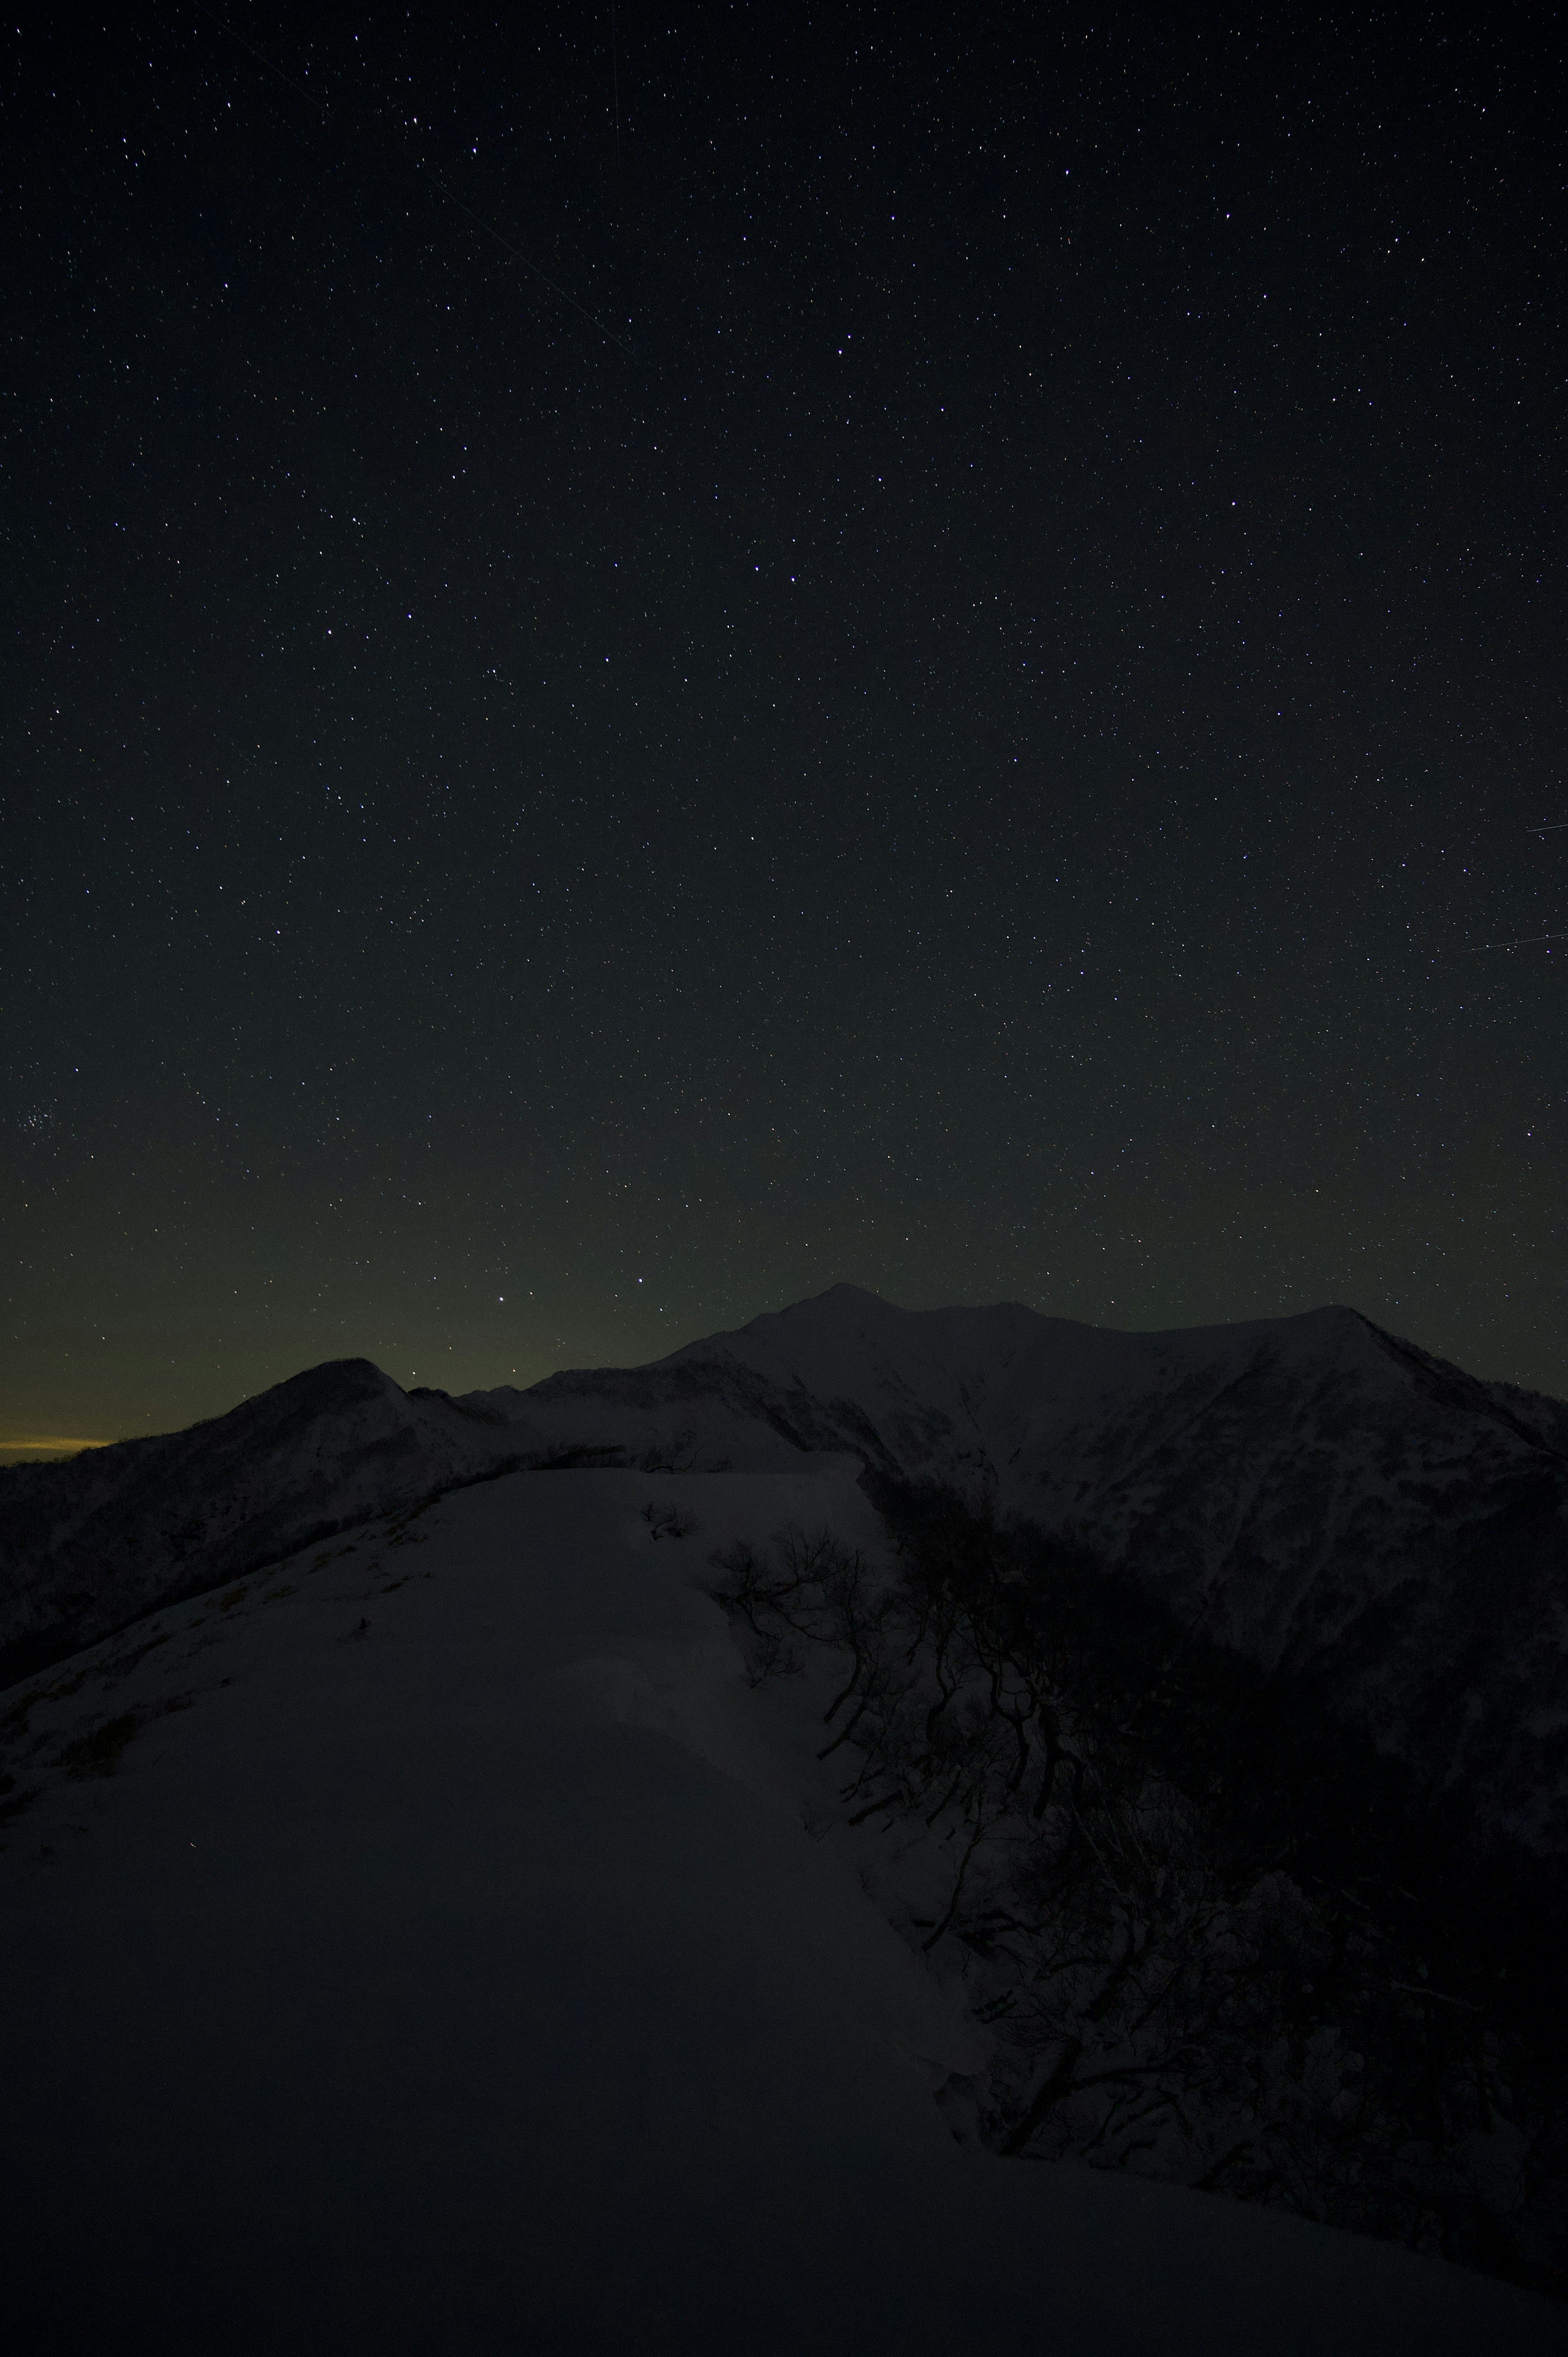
6 3 1566 1454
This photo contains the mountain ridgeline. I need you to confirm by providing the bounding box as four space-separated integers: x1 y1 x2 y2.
7 1288 1565 1864
4 1287 1567 2295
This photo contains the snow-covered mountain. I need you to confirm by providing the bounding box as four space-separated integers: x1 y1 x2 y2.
6 1284 1567 1855
1 1463 1556 2352
0 1355 517 1684
492 1287 1568 1856
4 1290 1566 2334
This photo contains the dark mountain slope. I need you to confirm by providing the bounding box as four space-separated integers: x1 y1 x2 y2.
0 1359 514 1683
476 1289 1568 1855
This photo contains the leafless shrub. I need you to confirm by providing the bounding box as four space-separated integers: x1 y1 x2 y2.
708 1505 1568 2295
641 1500 698 1541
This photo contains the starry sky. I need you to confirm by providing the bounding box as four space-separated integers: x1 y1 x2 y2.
5 2 1566 1453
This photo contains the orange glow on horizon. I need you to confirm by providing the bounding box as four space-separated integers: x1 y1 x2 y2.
0 1436 112 1458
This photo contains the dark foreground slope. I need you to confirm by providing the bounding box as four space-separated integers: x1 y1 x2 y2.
0 1467 1557 2354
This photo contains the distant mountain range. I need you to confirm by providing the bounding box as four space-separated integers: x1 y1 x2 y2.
5 1285 1566 1857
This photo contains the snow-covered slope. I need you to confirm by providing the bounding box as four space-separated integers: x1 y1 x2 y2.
0 1357 519 1682
477 1287 1568 1855
0 1464 1554 2354
7 1284 1567 1853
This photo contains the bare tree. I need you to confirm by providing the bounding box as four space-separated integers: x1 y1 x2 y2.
708 1504 1567 2296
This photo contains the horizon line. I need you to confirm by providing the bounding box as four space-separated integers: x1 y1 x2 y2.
0 1436 112 1458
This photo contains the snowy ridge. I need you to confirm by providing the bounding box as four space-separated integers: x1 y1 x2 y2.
0 1357 515 1683
0 1464 1556 2351
6 1284 1568 1855
478 1285 1568 1856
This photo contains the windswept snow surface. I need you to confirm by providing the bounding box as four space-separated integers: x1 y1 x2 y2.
0 1464 1555 2354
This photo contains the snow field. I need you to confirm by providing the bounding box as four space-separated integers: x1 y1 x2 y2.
0 1464 1558 2352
